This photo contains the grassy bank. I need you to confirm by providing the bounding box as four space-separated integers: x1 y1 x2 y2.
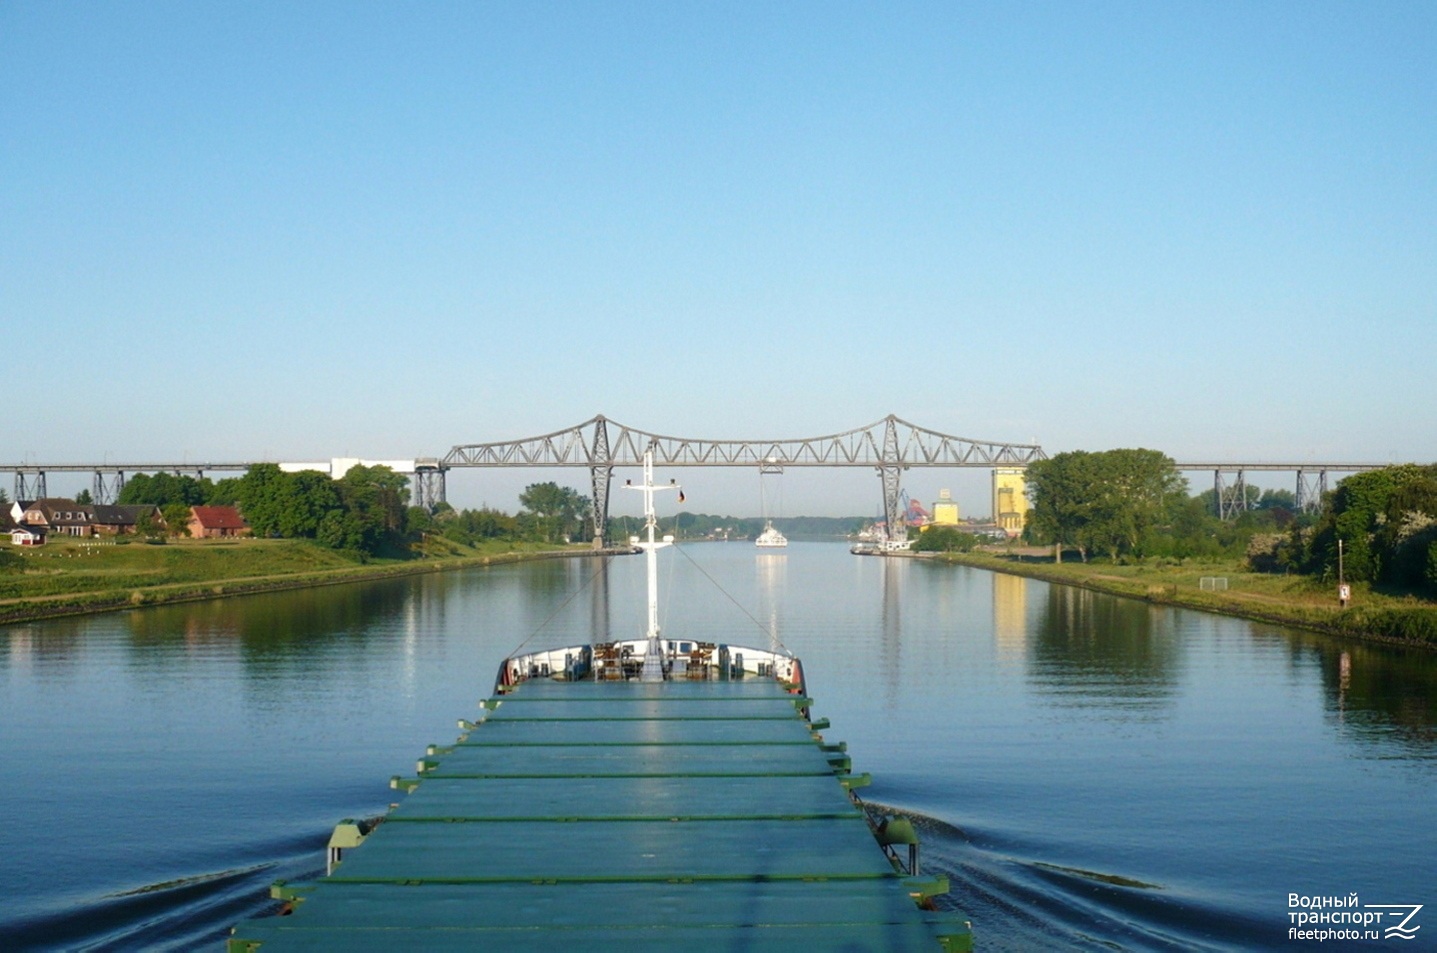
0 535 596 626
933 550 1437 648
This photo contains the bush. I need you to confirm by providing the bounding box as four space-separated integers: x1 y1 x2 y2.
912 527 981 553
1246 534 1284 573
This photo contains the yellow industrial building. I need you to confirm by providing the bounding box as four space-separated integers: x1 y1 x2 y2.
931 489 960 526
992 468 1029 537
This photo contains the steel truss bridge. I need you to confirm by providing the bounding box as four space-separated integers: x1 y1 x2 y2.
2 414 1406 540
442 414 1046 543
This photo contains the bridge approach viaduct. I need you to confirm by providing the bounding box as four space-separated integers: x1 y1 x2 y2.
4 415 1404 542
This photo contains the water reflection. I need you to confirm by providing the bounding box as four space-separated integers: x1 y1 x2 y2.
991 572 1028 661
0 618 92 679
124 581 415 670
1313 639 1437 755
880 557 904 709
756 553 785 654
589 557 612 646
521 555 623 648
1027 586 1179 714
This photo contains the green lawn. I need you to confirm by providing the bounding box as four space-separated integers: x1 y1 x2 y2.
0 536 358 599
0 535 581 622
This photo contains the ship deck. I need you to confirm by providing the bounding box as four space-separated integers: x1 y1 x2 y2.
228 678 971 951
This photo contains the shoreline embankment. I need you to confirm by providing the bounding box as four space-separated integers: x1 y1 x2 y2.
911 550 1437 650
0 547 634 628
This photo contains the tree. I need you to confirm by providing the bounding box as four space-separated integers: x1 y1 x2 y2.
407 505 436 539
317 510 367 553
912 527 981 553
118 472 211 507
135 509 164 540
1088 449 1187 560
1304 465 1437 584
1026 449 1185 562
1256 488 1297 511
207 478 242 505
76 489 94 505
235 464 289 537
518 483 590 543
162 502 192 536
236 464 340 539
334 465 409 554
444 506 518 544
282 470 343 539
1025 451 1099 561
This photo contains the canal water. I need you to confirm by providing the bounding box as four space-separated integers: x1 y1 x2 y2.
1 543 1434 950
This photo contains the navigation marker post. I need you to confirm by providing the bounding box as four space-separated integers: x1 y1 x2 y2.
1338 538 1350 608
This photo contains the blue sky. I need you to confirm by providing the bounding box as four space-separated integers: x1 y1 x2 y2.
3 2 1433 516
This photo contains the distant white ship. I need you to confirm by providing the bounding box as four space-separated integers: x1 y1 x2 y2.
755 520 788 548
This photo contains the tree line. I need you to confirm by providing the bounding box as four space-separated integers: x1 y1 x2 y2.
108 468 602 558
1275 464 1437 591
1022 450 1437 596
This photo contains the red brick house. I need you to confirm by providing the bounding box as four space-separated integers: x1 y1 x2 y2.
188 505 251 538
20 498 96 537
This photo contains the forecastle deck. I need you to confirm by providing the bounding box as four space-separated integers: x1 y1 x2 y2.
229 678 972 951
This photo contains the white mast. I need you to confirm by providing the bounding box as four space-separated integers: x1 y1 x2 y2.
625 450 679 682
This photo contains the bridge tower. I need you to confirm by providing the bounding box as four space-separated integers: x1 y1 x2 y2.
14 470 46 501
1295 470 1328 515
93 470 126 505
411 461 448 511
878 416 906 547
588 417 613 549
1214 469 1249 520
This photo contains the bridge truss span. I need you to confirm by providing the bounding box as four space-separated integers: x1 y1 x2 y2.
443 414 1046 470
443 414 1048 544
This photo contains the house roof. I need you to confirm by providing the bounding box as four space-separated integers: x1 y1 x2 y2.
26 498 95 526
91 504 156 526
190 505 249 530
11 524 45 537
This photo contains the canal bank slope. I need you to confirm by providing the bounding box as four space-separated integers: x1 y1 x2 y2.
934 550 1437 649
0 537 626 627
